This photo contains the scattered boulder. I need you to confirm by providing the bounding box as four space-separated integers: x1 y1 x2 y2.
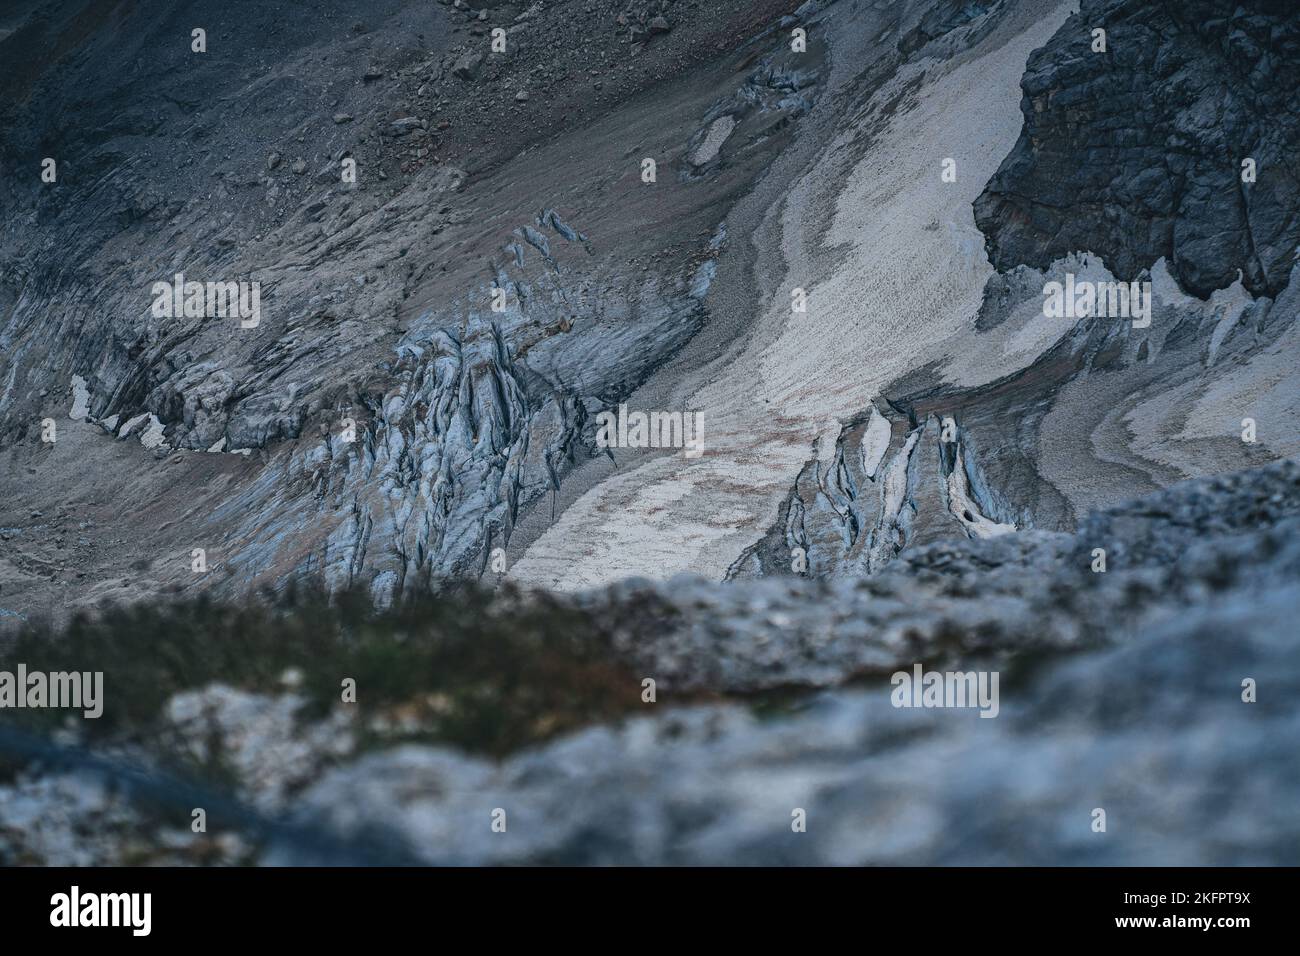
452 51 483 80
390 117 423 135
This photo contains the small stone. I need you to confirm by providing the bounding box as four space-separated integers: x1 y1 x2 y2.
266 152 281 171
333 113 353 124
291 159 308 175
452 51 483 80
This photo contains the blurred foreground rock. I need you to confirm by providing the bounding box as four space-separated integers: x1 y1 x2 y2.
9 460 1294 865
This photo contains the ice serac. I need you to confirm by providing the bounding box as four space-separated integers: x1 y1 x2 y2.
728 406 1016 580
0 0 826 612
244 203 712 600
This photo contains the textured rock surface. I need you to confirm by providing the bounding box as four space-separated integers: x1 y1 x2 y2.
5 461 1296 864
975 0 1300 299
274 462 1300 864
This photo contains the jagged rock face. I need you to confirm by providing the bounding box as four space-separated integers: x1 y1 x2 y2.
975 0 1300 298
897 0 1006 55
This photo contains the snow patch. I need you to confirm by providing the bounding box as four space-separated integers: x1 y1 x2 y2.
69 376 90 419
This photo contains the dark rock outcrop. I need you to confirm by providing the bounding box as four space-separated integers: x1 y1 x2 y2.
975 0 1300 299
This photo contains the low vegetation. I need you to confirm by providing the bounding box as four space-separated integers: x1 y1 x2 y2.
2 583 643 757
